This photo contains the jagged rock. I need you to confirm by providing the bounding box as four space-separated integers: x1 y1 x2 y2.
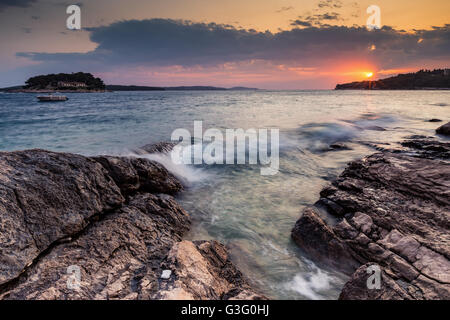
339 264 412 300
292 208 361 274
0 149 124 287
436 122 450 136
156 240 266 300
0 149 262 300
139 142 175 154
328 143 352 151
292 139 450 300
92 156 182 195
400 138 450 159
0 193 190 300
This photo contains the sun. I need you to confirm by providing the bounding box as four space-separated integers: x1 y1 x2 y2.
365 72 374 78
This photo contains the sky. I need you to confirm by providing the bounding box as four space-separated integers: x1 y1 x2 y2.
0 0 449 89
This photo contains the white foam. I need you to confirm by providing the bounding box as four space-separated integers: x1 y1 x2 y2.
140 152 209 185
115 148 209 186
284 269 334 300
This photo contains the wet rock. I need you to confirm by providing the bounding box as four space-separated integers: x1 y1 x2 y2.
365 126 386 131
92 156 182 195
328 143 352 151
292 138 450 299
139 142 175 154
0 149 124 286
0 148 262 300
339 264 413 300
291 208 361 274
436 122 450 136
156 240 266 300
400 138 450 159
0 193 190 300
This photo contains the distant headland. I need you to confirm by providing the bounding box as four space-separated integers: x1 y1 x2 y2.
0 72 259 92
335 69 450 90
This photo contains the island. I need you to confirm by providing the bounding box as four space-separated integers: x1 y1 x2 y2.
8 72 107 92
335 69 450 90
0 73 259 92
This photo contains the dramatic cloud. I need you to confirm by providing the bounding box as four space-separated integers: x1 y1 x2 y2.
17 19 450 73
318 0 343 9
0 0 36 11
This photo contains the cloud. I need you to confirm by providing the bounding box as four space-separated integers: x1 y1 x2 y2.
318 0 343 9
0 0 36 11
292 12 343 27
16 19 450 75
276 6 294 13
291 20 312 27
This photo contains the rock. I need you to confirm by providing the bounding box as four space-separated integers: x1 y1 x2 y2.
428 119 442 122
0 150 124 287
328 143 352 151
0 148 262 300
156 240 266 300
291 208 361 274
351 212 373 235
92 156 182 195
436 122 450 136
292 138 450 300
400 138 450 159
139 142 175 154
365 126 386 131
0 193 189 300
339 264 412 300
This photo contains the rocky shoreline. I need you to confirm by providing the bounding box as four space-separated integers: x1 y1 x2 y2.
1 122 449 300
292 126 450 299
0 148 265 300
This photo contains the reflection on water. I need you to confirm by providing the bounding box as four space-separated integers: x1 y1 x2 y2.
1 90 449 299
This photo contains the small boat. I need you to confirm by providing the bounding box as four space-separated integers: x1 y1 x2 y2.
37 95 68 102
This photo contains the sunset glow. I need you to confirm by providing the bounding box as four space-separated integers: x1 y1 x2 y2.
0 0 449 89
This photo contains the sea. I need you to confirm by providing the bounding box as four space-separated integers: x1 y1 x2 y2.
0 90 449 299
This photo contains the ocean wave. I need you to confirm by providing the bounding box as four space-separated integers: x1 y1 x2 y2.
283 268 337 300
117 147 209 186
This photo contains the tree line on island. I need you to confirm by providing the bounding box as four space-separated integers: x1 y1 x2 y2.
1 72 258 92
336 69 450 90
25 72 106 90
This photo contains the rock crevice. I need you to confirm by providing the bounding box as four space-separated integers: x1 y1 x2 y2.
292 138 450 300
0 148 263 300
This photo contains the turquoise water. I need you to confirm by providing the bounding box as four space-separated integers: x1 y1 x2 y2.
1 90 449 299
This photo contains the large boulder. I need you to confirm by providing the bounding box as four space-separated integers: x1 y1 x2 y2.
0 150 124 286
92 156 182 195
156 240 267 300
0 149 263 300
292 139 450 299
0 193 190 300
